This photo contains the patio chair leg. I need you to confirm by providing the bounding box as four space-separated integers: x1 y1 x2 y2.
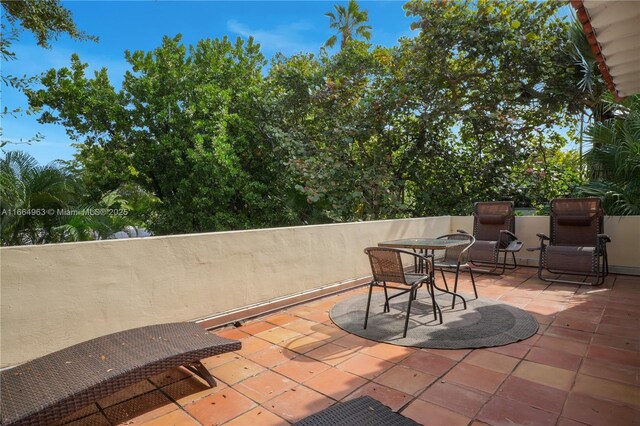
430 282 442 324
451 269 460 309
500 252 508 275
450 291 467 310
469 268 478 299
411 282 422 300
498 251 516 275
471 250 519 275
459 294 467 309
427 280 436 320
403 287 415 338
363 282 374 330
383 282 390 312
439 269 449 291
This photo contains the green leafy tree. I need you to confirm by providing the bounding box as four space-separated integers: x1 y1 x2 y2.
23 0 590 233
268 41 410 222
261 52 329 224
267 0 584 221
507 146 582 213
1 0 95 59
28 35 295 234
396 0 583 215
324 0 372 49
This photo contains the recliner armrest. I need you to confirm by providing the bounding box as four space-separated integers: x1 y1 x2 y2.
500 230 518 240
597 233 611 243
498 230 519 250
504 240 523 252
536 233 550 241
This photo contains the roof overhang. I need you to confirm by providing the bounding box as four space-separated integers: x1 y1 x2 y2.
571 0 640 99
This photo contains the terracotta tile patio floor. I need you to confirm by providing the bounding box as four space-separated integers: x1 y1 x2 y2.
63 267 640 426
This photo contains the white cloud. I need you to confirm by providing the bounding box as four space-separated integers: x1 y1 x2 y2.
226 19 317 56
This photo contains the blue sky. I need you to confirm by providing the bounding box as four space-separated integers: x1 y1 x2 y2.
2 1 417 165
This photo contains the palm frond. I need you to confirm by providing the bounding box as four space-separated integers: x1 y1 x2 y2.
355 25 372 40
324 35 338 49
578 180 640 215
580 95 640 215
324 0 371 50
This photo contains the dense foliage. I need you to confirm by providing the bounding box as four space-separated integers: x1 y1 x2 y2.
562 5 638 214
0 151 137 245
265 0 584 220
577 95 640 215
5 0 616 244
28 36 298 234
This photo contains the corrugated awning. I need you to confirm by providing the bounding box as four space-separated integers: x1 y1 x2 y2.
571 0 640 99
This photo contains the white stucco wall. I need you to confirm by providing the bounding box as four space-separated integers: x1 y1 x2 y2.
1 215 638 366
0 217 449 366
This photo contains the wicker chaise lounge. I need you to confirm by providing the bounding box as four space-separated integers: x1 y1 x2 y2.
294 396 419 426
0 322 241 426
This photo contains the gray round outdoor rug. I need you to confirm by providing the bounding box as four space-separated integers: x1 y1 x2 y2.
330 291 538 349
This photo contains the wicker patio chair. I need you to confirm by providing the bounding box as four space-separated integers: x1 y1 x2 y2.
294 396 419 426
0 322 241 426
363 247 466 337
529 197 611 286
460 201 523 274
433 233 477 308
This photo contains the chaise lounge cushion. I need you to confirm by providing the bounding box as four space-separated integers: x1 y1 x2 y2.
545 245 596 273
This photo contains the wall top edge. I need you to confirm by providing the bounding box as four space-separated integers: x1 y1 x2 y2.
1 215 636 251
0 215 453 251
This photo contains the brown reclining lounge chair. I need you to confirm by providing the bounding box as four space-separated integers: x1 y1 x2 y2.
0 322 241 426
530 197 610 286
460 201 523 274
